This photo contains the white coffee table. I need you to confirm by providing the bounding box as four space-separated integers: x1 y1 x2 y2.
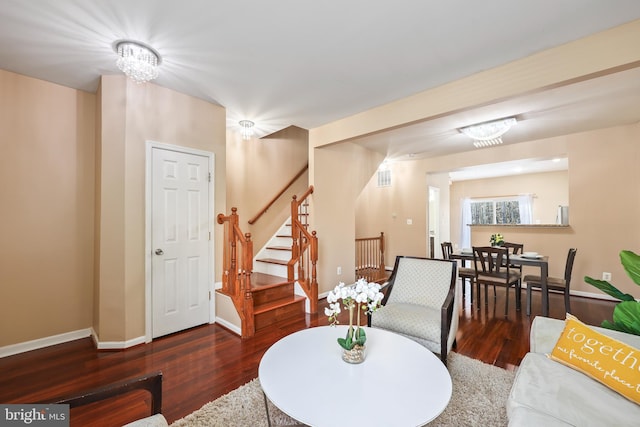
259 325 452 427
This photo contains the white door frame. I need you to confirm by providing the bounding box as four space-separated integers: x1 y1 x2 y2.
428 186 441 258
144 141 215 343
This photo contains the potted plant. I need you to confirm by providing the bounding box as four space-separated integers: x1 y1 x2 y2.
325 278 384 363
490 233 504 246
584 250 640 336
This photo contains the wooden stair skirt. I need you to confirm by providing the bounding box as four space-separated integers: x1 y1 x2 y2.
252 271 306 331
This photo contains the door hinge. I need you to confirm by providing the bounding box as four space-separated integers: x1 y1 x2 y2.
209 291 211 300
209 231 211 240
208 172 211 182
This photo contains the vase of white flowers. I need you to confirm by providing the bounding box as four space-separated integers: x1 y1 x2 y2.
325 278 384 363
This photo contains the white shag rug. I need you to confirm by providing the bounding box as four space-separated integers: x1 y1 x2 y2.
171 352 516 427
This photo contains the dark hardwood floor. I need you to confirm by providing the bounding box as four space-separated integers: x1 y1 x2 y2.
0 285 615 426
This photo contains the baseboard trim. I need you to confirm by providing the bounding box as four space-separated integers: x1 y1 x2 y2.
0 328 92 359
569 289 619 301
523 286 619 301
215 316 241 336
95 335 146 350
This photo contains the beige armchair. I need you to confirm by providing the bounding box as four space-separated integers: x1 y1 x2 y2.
368 256 459 366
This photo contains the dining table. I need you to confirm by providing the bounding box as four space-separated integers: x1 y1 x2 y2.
450 250 550 316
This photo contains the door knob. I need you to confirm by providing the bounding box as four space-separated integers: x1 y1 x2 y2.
155 249 164 255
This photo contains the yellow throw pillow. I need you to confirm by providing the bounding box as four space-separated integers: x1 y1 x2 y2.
549 314 640 404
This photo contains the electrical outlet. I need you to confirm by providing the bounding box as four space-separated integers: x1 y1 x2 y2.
337 266 342 275
602 272 612 281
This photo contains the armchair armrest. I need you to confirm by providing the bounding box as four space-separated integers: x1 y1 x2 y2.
39 371 164 424
440 285 456 364
367 281 392 327
54 371 163 414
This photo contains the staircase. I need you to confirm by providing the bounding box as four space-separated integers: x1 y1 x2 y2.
217 186 317 338
252 220 307 331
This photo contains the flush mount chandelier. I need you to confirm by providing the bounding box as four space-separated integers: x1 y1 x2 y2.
459 117 517 148
239 120 255 140
113 40 162 84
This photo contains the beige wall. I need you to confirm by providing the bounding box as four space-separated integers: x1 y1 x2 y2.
355 161 433 265
226 126 309 252
311 142 383 293
450 170 569 243
463 124 640 296
311 19 640 299
355 155 568 267
354 123 640 299
96 76 226 342
0 70 96 347
1 70 227 348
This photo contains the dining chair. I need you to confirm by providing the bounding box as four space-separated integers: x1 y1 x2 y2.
368 256 458 366
524 248 577 316
502 241 524 298
441 241 475 303
472 246 522 316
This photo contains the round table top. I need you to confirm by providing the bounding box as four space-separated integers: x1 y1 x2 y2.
259 325 452 427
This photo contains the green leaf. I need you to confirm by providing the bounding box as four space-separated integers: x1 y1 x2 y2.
611 301 640 335
584 276 635 301
620 250 640 287
337 336 353 350
346 325 354 340
354 327 367 346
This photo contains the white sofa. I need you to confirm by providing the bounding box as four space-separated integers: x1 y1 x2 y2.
507 316 640 427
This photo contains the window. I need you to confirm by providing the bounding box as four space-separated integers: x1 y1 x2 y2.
470 198 522 224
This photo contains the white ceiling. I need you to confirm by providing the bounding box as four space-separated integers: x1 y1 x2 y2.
1 1 640 177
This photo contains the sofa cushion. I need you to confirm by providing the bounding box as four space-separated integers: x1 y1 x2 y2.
508 405 573 427
549 314 640 404
122 414 168 427
508 352 640 427
530 316 640 354
371 302 443 347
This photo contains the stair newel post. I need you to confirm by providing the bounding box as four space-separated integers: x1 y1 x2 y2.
241 232 255 338
378 231 385 278
309 230 318 313
244 232 253 274
241 232 254 338
229 208 241 295
289 195 300 281
216 213 229 293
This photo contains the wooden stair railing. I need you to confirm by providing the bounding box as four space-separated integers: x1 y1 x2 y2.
288 185 318 313
216 207 255 338
355 232 386 283
248 163 308 225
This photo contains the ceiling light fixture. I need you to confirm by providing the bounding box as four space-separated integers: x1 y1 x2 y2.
459 117 517 148
239 120 255 140
113 40 162 84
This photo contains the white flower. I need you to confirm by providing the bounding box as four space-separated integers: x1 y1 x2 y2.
326 279 385 329
329 302 341 314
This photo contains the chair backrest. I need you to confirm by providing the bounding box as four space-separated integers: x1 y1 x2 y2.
441 242 453 260
564 248 578 284
502 242 524 255
385 256 456 308
472 246 511 278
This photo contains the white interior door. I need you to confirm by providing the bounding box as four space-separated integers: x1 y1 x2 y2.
151 147 211 338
